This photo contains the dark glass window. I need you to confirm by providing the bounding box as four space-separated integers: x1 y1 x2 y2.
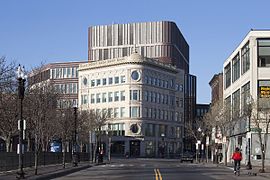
224 63 231 89
241 42 250 74
118 24 123 45
258 39 270 67
232 53 240 82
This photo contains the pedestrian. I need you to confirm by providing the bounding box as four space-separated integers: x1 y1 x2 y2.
232 147 242 174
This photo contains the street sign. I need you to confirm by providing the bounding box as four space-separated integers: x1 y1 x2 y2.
17 144 24 154
222 137 227 143
196 143 199 150
17 120 26 130
206 136 209 145
251 127 262 132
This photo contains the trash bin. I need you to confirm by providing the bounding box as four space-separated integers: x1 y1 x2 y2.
98 153 103 163
213 155 219 164
73 153 78 166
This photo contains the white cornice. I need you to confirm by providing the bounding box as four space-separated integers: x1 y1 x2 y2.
79 54 179 73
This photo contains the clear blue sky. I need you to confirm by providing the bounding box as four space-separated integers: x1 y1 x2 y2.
1 0 270 103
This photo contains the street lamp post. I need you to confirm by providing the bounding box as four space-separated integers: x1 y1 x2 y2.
17 64 26 179
246 97 252 170
106 126 111 163
161 133 165 158
72 103 78 166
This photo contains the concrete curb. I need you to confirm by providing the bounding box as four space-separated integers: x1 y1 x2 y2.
28 164 92 180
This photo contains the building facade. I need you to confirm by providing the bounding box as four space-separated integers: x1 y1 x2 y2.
223 30 270 163
88 21 189 73
88 21 196 152
209 73 223 104
28 61 85 108
78 53 185 157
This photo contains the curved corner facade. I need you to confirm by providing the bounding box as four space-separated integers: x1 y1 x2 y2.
79 53 185 157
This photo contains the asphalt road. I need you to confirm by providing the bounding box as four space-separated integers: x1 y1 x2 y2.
53 158 267 180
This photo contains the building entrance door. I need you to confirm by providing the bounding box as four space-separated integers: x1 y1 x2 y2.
130 140 140 157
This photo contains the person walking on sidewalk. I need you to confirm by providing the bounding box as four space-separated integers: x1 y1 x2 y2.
232 147 242 175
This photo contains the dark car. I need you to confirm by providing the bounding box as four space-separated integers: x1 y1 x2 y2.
180 152 194 163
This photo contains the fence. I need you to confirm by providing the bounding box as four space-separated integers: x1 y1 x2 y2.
0 152 90 171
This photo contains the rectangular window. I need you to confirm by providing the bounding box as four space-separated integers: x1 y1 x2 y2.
67 68 71 78
120 107 125 117
96 79 101 86
102 92 107 103
114 91 119 101
108 108 113 118
130 106 140 118
102 78 107 85
91 80 95 87
63 68 66 78
224 63 231 89
120 91 125 101
232 89 240 119
108 92 113 102
155 93 159 103
241 82 250 112
130 90 139 101
73 83 77 94
144 91 148 101
115 76 119 84
120 75 126 83
241 42 250 74
258 39 270 67
232 53 240 82
109 77 113 85
83 95 88 105
96 93 101 103
91 94 95 103
144 76 148 84
114 108 119 118
131 90 139 100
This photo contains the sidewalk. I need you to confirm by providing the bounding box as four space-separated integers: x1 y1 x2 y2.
0 161 95 180
211 160 270 179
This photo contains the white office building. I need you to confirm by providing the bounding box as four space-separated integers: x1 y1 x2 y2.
78 52 185 157
223 30 270 163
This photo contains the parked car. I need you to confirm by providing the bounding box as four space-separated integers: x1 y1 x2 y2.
180 151 194 163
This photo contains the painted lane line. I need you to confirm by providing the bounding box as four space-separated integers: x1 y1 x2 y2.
157 169 162 180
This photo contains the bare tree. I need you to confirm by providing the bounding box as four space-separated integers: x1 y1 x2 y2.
0 57 17 152
24 64 59 174
250 98 270 173
54 108 74 168
80 109 108 162
202 99 237 166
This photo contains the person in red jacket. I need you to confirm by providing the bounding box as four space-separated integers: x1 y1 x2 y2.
232 147 242 174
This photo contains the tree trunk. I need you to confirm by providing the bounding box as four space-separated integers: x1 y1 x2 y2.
27 132 31 152
62 141 66 168
261 151 265 173
224 142 228 166
93 142 97 163
34 133 39 175
5 136 11 152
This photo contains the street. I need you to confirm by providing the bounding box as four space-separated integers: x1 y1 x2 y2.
53 158 267 180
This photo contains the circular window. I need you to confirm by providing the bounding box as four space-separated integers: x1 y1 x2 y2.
131 70 140 81
130 124 139 133
83 77 88 86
